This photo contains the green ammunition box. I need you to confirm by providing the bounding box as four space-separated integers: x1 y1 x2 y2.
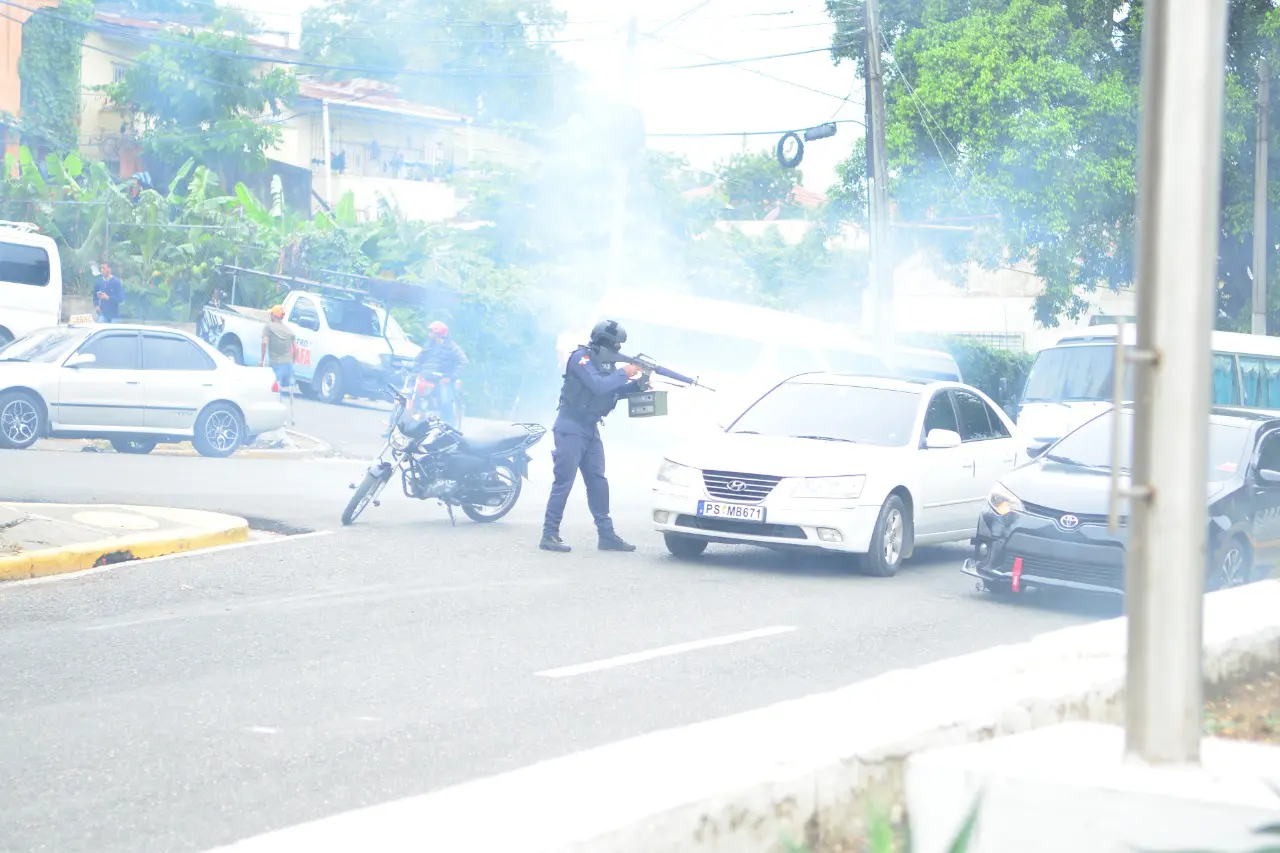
627 390 669 418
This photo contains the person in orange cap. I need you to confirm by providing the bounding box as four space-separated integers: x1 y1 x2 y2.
262 305 296 402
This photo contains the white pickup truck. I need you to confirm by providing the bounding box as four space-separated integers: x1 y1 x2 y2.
197 290 421 404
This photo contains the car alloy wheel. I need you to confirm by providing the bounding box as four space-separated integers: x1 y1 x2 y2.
205 410 240 453
1211 541 1249 590
0 396 40 447
882 507 904 566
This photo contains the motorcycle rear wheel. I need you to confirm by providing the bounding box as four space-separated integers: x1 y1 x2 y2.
461 463 521 523
342 469 390 526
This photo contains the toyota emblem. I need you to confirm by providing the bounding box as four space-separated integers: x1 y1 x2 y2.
1058 514 1081 530
727 481 747 492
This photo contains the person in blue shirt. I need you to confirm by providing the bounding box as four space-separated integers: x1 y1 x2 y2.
93 262 125 323
540 319 647 553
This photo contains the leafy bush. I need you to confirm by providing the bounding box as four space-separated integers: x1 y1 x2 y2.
904 334 1034 407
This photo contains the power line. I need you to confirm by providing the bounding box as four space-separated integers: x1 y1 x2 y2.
655 42 858 71
646 33 864 105
647 119 865 138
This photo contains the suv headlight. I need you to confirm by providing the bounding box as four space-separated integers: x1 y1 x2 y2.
988 482 1024 516
657 459 697 487
792 475 866 499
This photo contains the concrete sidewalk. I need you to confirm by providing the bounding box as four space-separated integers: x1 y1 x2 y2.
0 502 249 581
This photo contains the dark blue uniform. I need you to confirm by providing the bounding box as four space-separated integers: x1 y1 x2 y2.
542 345 643 540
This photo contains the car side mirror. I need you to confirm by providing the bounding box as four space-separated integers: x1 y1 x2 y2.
1256 468 1280 486
1027 438 1057 459
65 352 96 369
925 428 962 450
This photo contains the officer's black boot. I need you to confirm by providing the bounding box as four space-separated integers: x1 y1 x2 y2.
540 533 571 553
598 532 637 552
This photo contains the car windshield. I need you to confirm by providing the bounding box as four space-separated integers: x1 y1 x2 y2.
0 327 88 363
1023 344 1133 403
729 381 921 447
320 297 402 338
1044 409 1250 483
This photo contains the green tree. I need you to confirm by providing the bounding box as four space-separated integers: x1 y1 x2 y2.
16 0 93 156
101 25 298 187
825 136 868 229
825 0 1280 328
716 150 803 220
300 0 576 125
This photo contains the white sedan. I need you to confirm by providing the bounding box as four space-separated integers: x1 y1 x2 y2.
0 323 287 457
651 374 1024 576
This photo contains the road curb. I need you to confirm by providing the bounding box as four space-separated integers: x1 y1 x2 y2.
0 504 250 581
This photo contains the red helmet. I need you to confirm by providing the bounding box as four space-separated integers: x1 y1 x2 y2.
428 321 449 338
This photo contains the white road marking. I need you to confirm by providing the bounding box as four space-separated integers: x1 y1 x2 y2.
0 531 334 589
535 625 799 679
246 726 279 735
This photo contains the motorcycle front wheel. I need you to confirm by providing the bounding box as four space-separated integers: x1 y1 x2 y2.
342 469 391 526
461 463 521 523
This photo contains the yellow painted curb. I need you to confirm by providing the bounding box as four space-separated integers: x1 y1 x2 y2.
0 507 250 581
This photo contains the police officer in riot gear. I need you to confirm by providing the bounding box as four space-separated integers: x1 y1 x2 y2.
540 319 646 553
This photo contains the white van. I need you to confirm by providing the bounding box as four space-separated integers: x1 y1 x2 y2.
0 223 62 347
1016 324 1280 440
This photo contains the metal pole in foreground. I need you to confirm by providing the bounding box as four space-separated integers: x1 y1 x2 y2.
1123 0 1230 764
1253 57 1270 337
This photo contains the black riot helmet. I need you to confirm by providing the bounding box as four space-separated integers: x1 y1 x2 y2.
589 319 627 352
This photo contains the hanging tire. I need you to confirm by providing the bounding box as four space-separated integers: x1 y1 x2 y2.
860 494 910 577
342 469 390 526
316 359 345 404
110 437 158 455
461 463 522 523
664 533 708 559
193 403 245 458
0 390 43 450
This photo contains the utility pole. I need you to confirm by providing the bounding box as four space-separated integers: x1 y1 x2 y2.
605 14 639 293
321 99 334 208
1254 56 1270 336
1119 0 1230 765
865 0 894 347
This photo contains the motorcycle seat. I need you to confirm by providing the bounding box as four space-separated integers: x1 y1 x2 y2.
458 424 532 457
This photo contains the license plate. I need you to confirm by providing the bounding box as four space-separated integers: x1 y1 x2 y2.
697 500 766 523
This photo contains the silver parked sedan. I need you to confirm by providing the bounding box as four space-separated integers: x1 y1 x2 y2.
0 323 287 457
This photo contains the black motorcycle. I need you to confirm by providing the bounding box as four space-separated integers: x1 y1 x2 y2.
343 385 546 527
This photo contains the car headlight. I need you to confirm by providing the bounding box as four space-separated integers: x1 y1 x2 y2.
792 475 866 499
657 459 697 487
988 482 1024 516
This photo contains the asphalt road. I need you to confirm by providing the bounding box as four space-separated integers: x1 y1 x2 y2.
0 403 1119 853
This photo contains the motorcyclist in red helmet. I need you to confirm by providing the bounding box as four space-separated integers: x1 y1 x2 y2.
413 321 469 426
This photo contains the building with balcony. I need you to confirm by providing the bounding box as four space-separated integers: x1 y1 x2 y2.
267 78 532 222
